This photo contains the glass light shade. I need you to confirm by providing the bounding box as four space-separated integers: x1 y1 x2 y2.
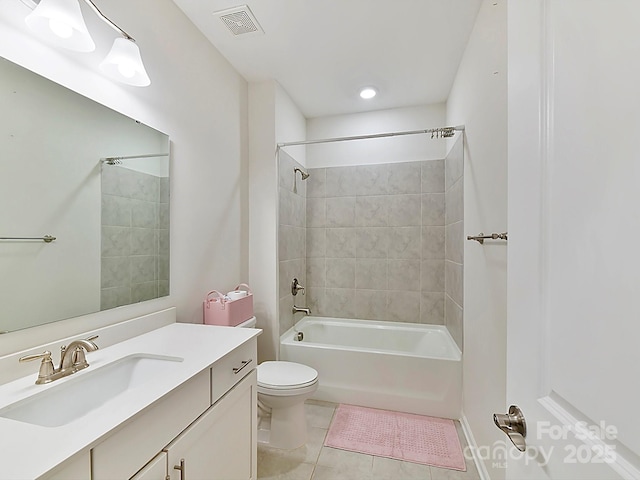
99 38 151 87
25 0 95 52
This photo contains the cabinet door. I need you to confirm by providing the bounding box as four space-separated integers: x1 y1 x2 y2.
166 369 257 480
131 452 167 480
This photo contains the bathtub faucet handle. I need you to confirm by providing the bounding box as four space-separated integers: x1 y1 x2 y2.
291 278 305 296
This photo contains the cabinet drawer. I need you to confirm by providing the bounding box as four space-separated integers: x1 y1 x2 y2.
41 451 90 480
92 370 210 480
211 338 256 404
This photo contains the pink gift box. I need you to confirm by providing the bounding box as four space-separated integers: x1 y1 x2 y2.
203 283 254 327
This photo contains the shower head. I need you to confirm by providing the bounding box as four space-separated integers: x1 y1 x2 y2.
101 158 122 166
294 167 310 180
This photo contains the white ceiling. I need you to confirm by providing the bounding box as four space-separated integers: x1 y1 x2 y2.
172 0 482 118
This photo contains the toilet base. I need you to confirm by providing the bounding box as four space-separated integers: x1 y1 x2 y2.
257 414 271 445
257 402 307 450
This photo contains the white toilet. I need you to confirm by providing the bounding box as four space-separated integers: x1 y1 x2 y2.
238 317 319 449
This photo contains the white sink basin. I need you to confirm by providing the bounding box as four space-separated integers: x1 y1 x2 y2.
0 354 183 427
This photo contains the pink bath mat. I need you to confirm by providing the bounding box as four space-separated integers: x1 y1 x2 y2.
325 404 466 471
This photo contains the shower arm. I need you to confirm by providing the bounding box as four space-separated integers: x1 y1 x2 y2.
294 167 309 180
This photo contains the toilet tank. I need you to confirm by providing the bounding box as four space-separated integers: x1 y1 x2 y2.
236 316 257 328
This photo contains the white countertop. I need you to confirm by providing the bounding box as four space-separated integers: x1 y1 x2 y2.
0 323 260 480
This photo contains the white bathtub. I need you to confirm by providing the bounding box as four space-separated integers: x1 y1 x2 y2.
280 317 461 419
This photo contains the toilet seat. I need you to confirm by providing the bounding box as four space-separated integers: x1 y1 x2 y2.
257 361 318 393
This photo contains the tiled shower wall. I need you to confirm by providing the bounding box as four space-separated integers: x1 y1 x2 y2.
305 160 446 324
278 150 307 336
101 166 169 310
445 136 464 349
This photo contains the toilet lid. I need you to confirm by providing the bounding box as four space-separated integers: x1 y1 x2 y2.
257 361 318 390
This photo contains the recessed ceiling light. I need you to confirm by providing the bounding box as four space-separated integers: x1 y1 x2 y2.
359 87 377 99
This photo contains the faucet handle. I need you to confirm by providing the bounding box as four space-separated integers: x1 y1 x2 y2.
60 335 100 371
72 348 87 368
19 351 55 384
19 350 52 363
72 335 99 369
291 278 305 296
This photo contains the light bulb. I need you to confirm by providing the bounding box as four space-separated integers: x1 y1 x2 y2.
359 87 377 99
25 0 95 52
48 18 73 38
117 62 136 78
100 38 151 87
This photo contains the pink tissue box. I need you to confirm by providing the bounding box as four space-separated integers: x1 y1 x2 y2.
203 284 254 327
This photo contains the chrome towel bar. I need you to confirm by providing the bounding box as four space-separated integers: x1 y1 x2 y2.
467 232 507 244
0 235 56 243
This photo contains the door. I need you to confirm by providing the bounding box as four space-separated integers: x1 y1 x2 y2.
131 452 167 480
507 1 640 479
165 370 257 480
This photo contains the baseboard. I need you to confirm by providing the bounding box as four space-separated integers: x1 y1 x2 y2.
460 414 491 480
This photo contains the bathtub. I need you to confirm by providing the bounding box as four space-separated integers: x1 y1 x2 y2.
280 317 462 419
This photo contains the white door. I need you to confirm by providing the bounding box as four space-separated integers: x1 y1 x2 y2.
165 370 257 480
507 1 640 479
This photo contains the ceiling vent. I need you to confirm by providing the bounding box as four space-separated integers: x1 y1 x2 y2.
215 5 264 37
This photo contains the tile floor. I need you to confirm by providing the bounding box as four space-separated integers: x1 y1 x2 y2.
257 400 481 480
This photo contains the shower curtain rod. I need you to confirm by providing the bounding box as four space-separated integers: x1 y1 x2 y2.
276 125 464 149
101 153 169 162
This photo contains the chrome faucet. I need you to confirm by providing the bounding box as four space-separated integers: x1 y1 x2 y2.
292 305 311 316
19 335 99 385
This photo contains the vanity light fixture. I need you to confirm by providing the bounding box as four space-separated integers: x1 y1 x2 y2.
24 0 151 86
359 87 377 100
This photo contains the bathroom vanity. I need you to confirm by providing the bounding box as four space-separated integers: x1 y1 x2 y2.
0 312 259 480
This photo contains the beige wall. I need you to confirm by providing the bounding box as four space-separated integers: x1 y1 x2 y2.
306 104 447 168
446 0 508 478
249 81 307 362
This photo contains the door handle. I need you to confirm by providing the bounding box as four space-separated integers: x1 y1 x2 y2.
233 359 252 375
493 405 527 452
173 458 185 480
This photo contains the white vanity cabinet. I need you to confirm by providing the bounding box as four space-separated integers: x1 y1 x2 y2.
0 320 261 480
92 338 257 480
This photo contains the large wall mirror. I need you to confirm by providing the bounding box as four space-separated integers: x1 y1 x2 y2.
0 56 170 334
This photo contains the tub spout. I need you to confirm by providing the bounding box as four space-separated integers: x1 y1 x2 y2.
292 305 311 316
